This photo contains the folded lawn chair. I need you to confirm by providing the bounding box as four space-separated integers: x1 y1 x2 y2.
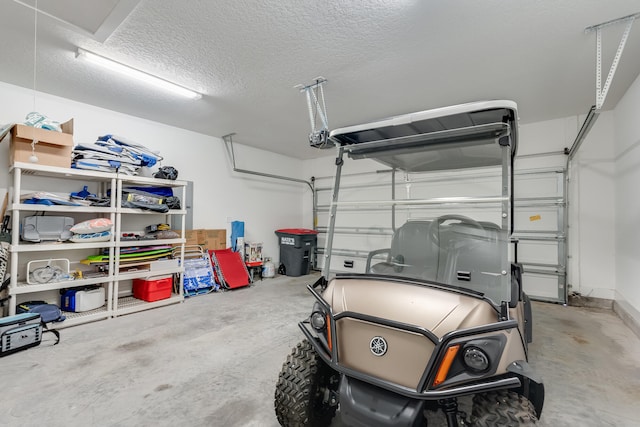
174 246 218 296
209 248 251 290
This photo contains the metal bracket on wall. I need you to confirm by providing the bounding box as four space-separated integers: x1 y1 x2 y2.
585 12 639 110
567 12 639 160
294 77 334 149
221 133 313 191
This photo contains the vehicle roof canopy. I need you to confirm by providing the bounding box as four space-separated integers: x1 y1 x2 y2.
329 100 518 172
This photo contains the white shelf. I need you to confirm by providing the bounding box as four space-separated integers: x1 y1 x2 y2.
120 174 187 187
116 238 184 248
117 208 186 215
12 276 110 294
11 162 187 186
116 267 183 281
56 307 112 328
11 204 115 214
10 241 112 253
11 162 117 180
114 295 183 316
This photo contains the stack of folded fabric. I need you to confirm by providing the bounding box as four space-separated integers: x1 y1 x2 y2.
69 218 114 243
72 134 162 175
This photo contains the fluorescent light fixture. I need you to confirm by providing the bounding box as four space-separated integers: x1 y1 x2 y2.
76 47 202 100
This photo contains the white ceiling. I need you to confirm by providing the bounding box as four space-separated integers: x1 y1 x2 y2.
1 0 639 159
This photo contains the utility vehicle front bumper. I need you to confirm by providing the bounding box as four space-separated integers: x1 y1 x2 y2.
299 321 522 400
339 375 426 427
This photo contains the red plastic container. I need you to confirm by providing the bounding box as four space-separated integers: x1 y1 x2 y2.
132 275 173 302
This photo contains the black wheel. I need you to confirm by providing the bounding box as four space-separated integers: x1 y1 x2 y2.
274 339 339 427
472 391 537 426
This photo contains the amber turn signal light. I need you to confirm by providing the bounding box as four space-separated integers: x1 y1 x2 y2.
433 344 460 386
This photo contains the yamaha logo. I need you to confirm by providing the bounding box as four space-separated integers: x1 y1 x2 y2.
370 336 388 356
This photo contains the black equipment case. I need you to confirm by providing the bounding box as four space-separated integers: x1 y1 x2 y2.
0 312 42 356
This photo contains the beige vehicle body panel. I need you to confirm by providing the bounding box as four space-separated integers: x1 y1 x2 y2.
324 276 526 391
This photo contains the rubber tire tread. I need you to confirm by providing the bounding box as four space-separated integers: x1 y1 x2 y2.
472 390 538 426
274 339 338 427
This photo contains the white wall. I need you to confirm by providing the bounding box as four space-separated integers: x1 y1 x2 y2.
613 73 640 320
518 112 617 299
566 112 617 300
0 81 311 262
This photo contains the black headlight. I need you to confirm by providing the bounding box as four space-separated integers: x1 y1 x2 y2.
463 346 490 373
310 302 327 331
311 311 327 330
431 335 506 389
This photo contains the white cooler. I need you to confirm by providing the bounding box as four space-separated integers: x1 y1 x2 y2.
61 287 105 312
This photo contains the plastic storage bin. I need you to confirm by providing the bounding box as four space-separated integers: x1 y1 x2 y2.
132 275 173 302
275 228 318 277
61 287 106 312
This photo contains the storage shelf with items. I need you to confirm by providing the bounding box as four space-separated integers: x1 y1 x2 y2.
6 162 115 328
111 172 186 317
3 162 187 327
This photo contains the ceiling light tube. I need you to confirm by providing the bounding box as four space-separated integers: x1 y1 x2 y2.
76 48 202 100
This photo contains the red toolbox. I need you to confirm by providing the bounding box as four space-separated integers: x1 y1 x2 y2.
132 275 173 302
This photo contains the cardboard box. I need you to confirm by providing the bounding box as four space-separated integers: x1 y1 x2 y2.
183 229 200 247
174 229 227 252
7 119 74 168
201 229 226 252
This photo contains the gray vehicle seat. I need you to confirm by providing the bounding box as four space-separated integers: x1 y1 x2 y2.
367 221 439 281
367 219 503 295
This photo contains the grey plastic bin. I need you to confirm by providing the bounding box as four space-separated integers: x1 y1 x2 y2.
275 229 318 277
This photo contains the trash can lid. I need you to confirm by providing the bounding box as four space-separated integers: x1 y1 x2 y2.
275 228 318 235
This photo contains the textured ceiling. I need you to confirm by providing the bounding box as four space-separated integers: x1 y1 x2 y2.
1 0 639 159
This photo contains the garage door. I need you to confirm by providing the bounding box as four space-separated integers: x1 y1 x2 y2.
512 164 567 303
313 159 567 304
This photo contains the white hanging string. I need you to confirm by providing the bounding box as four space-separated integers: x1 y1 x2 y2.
32 0 38 112
28 0 40 163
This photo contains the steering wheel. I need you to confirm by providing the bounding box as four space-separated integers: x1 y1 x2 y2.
427 214 485 248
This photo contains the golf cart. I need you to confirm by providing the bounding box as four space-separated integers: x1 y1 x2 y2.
274 101 544 426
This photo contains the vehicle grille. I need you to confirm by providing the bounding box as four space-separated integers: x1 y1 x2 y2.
336 317 435 390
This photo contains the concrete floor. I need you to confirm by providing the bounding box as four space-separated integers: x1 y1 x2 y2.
2 272 639 427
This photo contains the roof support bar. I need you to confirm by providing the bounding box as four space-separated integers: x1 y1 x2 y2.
566 105 599 161
567 13 639 159
585 12 638 110
222 133 313 191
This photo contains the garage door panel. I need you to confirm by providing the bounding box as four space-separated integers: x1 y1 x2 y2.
517 241 559 265
514 207 560 232
515 173 563 199
523 271 564 301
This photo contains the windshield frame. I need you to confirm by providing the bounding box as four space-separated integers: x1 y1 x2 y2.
321 101 517 306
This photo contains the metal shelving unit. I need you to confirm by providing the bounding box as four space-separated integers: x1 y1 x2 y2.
4 162 187 326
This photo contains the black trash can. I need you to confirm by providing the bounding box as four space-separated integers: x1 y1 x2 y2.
275 228 318 277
